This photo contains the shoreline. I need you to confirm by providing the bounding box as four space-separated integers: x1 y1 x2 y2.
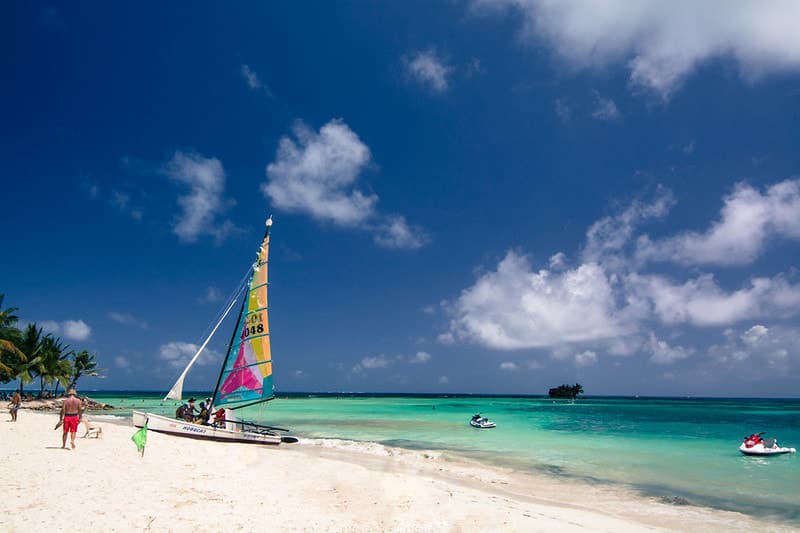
3 410 797 532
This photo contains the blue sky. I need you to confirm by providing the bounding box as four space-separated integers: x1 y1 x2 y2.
3 2 799 396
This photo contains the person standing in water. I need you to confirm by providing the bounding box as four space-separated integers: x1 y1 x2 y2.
59 389 82 449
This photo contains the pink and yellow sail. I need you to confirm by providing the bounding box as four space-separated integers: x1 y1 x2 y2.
212 217 274 408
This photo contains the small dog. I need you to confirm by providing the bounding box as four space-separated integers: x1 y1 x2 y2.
83 426 103 439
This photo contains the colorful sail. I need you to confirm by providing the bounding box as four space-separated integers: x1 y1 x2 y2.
212 218 274 408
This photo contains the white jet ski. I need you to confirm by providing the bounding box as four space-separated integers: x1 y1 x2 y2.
739 432 796 456
470 413 496 429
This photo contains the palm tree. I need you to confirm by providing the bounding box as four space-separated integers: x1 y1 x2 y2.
0 293 19 329
69 350 100 390
35 335 73 397
0 293 24 380
6 324 46 394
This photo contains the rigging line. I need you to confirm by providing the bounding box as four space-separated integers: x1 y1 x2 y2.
163 266 253 394
192 267 253 349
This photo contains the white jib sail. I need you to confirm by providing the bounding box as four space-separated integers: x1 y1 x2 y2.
164 294 241 401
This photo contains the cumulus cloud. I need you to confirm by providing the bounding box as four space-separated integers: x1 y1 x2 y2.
637 180 800 266
159 341 218 369
574 350 598 367
263 119 428 249
582 186 675 268
108 312 148 329
40 319 92 341
499 361 519 371
472 0 800 99
439 375 449 384
403 49 453 93
373 215 430 249
646 333 693 364
409 351 431 364
442 178 800 363
114 355 130 369
352 354 391 373
627 272 800 327
264 119 375 226
164 151 238 243
708 324 798 375
741 324 768 345
445 251 632 349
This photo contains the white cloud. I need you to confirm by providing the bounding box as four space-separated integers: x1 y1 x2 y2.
582 187 675 268
241 64 260 89
473 0 800 99
741 324 768 346
263 119 428 250
646 333 693 365
373 215 430 250
264 119 376 226
164 151 237 243
359 354 391 369
409 351 431 364
627 272 800 327
708 324 799 375
637 180 800 266
403 49 453 93
499 361 519 371
40 319 92 341
438 375 449 384
159 341 218 369
591 93 621 121
114 356 130 369
241 64 273 96
575 350 598 367
446 251 632 350
442 178 800 357
437 332 455 344
109 312 148 329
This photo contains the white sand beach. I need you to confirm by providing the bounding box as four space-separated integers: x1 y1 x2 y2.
1 409 794 532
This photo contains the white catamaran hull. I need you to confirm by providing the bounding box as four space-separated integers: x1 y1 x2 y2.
132 411 281 445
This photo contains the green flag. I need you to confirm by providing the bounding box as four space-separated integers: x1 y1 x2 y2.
131 422 148 456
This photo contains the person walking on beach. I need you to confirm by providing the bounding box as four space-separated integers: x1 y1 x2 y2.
59 389 82 449
8 390 21 421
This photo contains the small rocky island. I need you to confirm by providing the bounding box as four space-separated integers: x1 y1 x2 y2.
548 383 584 399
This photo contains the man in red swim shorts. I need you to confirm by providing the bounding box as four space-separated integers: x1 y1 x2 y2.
60 388 83 449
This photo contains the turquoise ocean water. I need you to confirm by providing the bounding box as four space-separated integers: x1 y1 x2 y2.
84 392 798 524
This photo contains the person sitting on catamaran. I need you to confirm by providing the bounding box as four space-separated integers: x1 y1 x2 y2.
213 407 226 427
197 401 211 425
175 398 198 422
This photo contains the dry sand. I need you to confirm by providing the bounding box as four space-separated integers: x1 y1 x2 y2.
1 409 794 532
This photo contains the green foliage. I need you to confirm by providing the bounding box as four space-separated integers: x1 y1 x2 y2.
0 294 102 395
69 350 101 390
548 383 584 399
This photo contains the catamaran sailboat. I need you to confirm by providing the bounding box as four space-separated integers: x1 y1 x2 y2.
133 216 295 445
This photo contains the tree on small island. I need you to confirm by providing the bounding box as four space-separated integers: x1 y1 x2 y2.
548 383 584 399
